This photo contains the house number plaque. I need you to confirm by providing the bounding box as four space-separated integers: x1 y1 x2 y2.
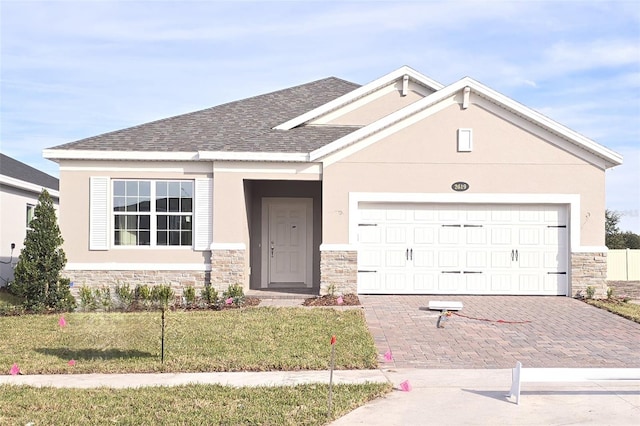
451 182 469 192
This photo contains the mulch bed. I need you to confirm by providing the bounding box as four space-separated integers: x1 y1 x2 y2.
607 281 640 299
235 297 261 308
302 294 360 306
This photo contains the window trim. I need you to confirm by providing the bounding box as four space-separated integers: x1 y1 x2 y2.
89 176 212 252
111 179 194 248
26 203 35 229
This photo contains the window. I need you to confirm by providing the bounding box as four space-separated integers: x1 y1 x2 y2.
26 204 35 228
113 180 193 246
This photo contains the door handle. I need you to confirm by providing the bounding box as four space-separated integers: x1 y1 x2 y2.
270 241 275 258
511 249 514 261
410 248 413 260
515 249 519 261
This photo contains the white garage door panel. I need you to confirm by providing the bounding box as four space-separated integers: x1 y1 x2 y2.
439 273 462 291
466 251 488 268
357 271 379 292
413 250 434 268
465 273 487 292
413 273 437 291
386 250 407 267
357 203 568 295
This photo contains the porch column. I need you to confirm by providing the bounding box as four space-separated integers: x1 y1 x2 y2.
211 171 249 290
320 245 357 295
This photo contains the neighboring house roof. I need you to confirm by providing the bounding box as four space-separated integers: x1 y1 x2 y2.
48 77 361 154
0 153 59 192
44 66 623 168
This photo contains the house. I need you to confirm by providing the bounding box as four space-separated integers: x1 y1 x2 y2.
0 153 60 286
43 66 622 298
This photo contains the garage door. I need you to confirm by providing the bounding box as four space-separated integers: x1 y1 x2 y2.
357 203 568 295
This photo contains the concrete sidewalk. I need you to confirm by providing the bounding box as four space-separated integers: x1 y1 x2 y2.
1 368 638 425
0 369 385 389
333 368 640 426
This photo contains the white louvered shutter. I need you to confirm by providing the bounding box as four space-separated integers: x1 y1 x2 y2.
89 177 109 250
194 178 213 251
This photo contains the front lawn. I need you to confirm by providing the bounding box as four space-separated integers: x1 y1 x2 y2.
585 299 640 324
0 308 378 374
0 289 22 308
0 382 392 425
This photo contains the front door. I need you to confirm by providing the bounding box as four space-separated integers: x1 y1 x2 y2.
262 198 312 287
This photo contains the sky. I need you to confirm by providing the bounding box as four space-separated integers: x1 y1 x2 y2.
1 0 639 232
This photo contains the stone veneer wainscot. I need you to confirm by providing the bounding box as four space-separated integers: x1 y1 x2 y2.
571 252 607 298
210 249 246 290
320 250 357 295
63 269 210 297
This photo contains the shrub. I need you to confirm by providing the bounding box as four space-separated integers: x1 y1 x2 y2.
201 285 218 306
326 283 337 297
223 283 244 298
9 190 75 312
46 278 77 312
79 285 98 312
606 287 614 300
114 282 134 310
151 284 174 309
135 284 152 306
586 286 596 299
96 286 112 311
223 284 245 307
183 286 196 306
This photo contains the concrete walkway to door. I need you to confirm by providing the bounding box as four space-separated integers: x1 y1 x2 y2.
360 295 640 369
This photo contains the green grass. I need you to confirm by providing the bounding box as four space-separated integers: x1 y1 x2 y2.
586 299 640 324
0 290 22 308
0 382 392 425
0 308 378 374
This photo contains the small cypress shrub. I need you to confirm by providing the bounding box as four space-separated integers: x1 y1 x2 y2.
9 190 75 312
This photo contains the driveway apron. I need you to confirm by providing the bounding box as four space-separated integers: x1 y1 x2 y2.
360 295 640 369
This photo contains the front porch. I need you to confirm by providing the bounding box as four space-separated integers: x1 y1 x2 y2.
244 179 322 294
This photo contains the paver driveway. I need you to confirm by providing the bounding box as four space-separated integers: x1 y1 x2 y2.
360 295 640 369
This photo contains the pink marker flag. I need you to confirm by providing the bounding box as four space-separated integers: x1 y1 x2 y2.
225 297 233 305
336 296 344 305
399 380 412 392
68 359 76 366
10 363 20 375
58 316 67 328
384 349 393 362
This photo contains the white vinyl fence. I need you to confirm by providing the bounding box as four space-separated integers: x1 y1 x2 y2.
607 249 640 281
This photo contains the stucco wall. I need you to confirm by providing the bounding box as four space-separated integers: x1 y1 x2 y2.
322 101 605 247
58 160 322 290
58 161 212 265
321 82 426 126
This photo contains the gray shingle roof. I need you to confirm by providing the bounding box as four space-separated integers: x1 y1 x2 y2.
0 153 59 190
50 77 362 153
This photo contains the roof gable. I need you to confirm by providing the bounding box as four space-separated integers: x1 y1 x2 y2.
274 66 443 130
309 76 623 169
43 66 622 169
